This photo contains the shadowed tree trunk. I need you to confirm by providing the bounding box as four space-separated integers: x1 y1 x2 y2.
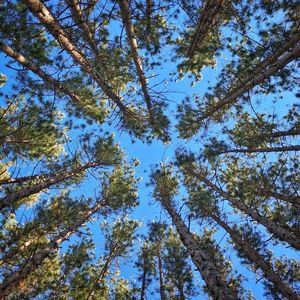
158 195 239 299
0 161 101 210
211 214 299 300
0 41 82 106
194 172 300 250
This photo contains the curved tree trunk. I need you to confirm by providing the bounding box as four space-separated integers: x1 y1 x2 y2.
211 214 299 300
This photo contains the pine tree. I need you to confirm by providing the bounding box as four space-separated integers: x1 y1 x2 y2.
0 0 299 298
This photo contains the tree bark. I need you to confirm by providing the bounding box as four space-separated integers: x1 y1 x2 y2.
118 0 154 122
195 173 300 250
187 0 225 58
66 0 98 55
157 244 167 300
211 214 299 300
200 32 300 121
0 161 101 210
159 196 239 299
140 257 148 300
0 198 105 299
0 41 82 106
22 0 131 116
218 145 300 155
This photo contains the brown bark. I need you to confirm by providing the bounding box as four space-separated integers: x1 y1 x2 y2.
159 196 239 299
140 258 147 300
66 0 98 54
211 214 299 300
200 33 300 121
118 0 154 123
194 172 300 250
0 41 82 106
0 172 56 186
187 0 225 58
157 245 167 300
22 0 131 115
0 161 100 210
0 199 105 299
218 145 300 155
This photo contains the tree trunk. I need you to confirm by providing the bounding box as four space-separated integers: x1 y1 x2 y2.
211 214 299 300
159 196 239 299
140 258 148 300
0 198 105 299
22 0 130 116
256 188 300 207
0 161 100 210
157 245 167 300
196 173 300 250
187 0 225 58
200 33 300 120
0 41 81 106
218 145 300 155
66 0 98 54
118 0 154 122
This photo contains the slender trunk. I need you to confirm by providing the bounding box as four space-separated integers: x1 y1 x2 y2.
218 145 300 155
0 161 100 210
159 196 239 299
238 127 300 145
118 0 154 122
157 245 167 300
22 0 130 116
140 258 148 300
200 33 300 120
0 41 81 106
195 173 300 249
86 252 115 300
187 0 225 58
177 282 185 300
66 0 98 54
0 199 105 299
211 214 299 300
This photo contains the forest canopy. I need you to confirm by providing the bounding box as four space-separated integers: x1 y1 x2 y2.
0 0 299 299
